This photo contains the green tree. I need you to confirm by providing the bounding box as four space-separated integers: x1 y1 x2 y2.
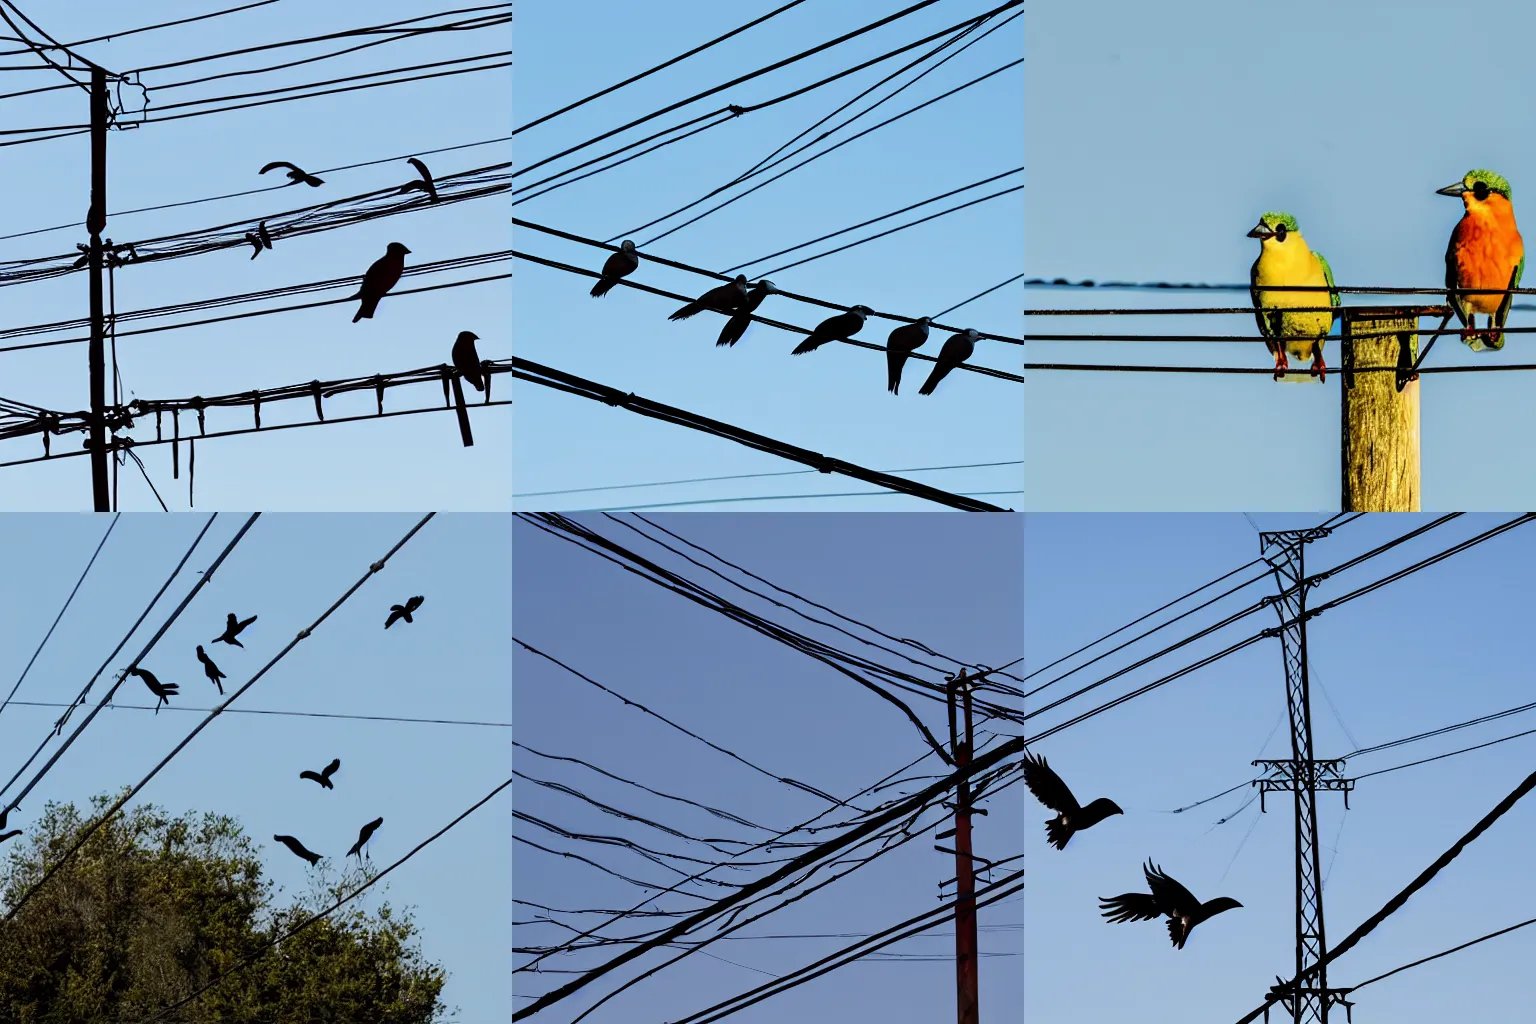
0 793 446 1023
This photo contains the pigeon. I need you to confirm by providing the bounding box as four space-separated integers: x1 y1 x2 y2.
352 242 410 322
792 305 872 355
400 157 439 202
244 220 273 260
918 328 979 396
259 161 324 187
452 331 485 392
885 317 931 393
273 834 322 866
195 645 227 695
668 275 749 321
213 612 257 648
385 595 425 629
1021 751 1122 850
347 816 384 859
1100 861 1243 949
590 240 640 298
128 667 178 713
716 280 777 347
300 758 341 790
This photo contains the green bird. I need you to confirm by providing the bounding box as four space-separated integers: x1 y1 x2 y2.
1248 211 1338 381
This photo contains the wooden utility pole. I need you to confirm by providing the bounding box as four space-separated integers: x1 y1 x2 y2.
942 672 980 1024
1339 307 1427 512
87 65 110 511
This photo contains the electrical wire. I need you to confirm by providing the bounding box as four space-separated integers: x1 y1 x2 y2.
513 458 1021 500
8 699 508 728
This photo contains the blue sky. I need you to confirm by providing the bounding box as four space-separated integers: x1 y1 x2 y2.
0 2 510 510
1026 0 1536 509
0 513 510 1021
1026 513 1536 1020
512 512 1023 1021
513 1 1022 511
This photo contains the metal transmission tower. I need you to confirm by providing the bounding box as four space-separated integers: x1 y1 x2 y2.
1254 529 1354 1024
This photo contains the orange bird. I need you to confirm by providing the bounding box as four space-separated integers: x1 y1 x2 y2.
1438 169 1524 351
352 242 411 322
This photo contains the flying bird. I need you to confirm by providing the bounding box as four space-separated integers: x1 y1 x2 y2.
352 242 411 322
299 758 341 790
213 612 258 648
399 156 439 202
1439 169 1525 351
1021 751 1122 850
669 275 749 321
918 328 979 395
385 595 425 629
244 220 273 260
273 834 323 866
258 161 324 187
885 317 931 393
716 280 777 347
792 305 872 356
1100 861 1243 949
195 645 226 695
347 816 384 859
127 667 178 713
590 240 639 298
452 330 485 392
1248 211 1337 380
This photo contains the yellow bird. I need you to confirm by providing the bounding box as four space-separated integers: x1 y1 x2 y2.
1248 211 1338 381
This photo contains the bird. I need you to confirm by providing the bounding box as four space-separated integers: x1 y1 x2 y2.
885 317 931 393
1438 169 1525 351
1100 860 1243 949
299 757 341 790
716 280 777 347
353 242 411 322
669 275 749 321
1021 751 1123 850
195 645 226 695
127 667 178 713
792 305 872 356
259 161 324 187
918 328 979 395
244 220 273 260
1248 211 1337 380
590 240 640 298
400 157 439 202
273 834 323 866
347 816 384 859
452 330 485 392
213 612 258 648
385 595 425 629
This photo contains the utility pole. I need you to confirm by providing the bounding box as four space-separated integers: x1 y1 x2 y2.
87 64 110 512
1254 530 1354 1024
1338 307 1432 512
937 670 981 1024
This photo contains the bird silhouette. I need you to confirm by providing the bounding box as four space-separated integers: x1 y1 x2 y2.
1021 751 1122 850
400 157 439 202
590 240 640 298
918 328 979 396
273 834 323 865
669 275 749 321
259 161 324 187
299 758 341 790
0 830 19 844
128 667 178 713
1100 861 1243 949
244 220 274 260
452 331 485 392
885 317 931 393
352 242 410 322
385 595 425 629
213 612 258 647
716 280 777 347
347 816 384 859
792 305 873 355
195 645 227 695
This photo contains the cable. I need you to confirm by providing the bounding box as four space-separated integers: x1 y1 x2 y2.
514 458 1021 500
1345 915 1536 995
7 698 506 727
934 273 1024 320
575 489 1021 511
0 2 91 90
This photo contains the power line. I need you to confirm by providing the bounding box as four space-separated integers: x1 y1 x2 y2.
934 273 1023 319
6 699 509 728
13 1 283 54
514 458 1021 500
575 489 1021 511
1343 916 1536 996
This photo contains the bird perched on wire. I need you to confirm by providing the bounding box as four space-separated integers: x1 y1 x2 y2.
716 280 777 347
1248 211 1337 380
792 305 873 355
213 612 258 648
385 595 425 629
1021 751 1123 850
590 240 640 298
352 242 410 322
347 816 384 859
259 161 324 187
299 758 341 790
244 221 273 260
918 328 979 395
400 157 439 202
273 834 323 865
128 667 178 713
669 275 749 321
1438 168 1525 351
885 317 931 393
1100 861 1242 949
452 331 485 392
195 645 226 695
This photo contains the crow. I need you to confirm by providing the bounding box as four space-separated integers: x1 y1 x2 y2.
590 240 639 298
245 220 273 260
792 305 873 355
213 612 257 647
1100 861 1243 949
300 758 341 790
385 595 425 629
352 242 410 322
452 331 485 392
400 157 439 202
918 329 979 396
1021 751 1122 850
195 645 227 695
273 834 322 865
347 817 383 859
259 161 324 187
669 276 748 321
128 667 178 713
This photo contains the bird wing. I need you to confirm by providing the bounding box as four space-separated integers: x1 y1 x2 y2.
1020 752 1081 815
259 161 298 175
1099 892 1162 923
1144 862 1199 917
1446 225 1471 326
406 595 425 612
1315 251 1340 310
385 607 404 628
1497 255 1524 328
238 614 257 630
299 770 323 783
599 251 630 278
322 758 340 779
1249 255 1274 338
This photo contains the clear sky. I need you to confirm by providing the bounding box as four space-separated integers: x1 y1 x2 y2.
512 512 1023 1021
0 513 510 1021
513 1 1022 511
1026 513 1536 1021
1026 0 1536 510
0 2 510 510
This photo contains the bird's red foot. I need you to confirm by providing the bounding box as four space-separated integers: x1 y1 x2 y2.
1311 353 1326 383
1273 354 1288 380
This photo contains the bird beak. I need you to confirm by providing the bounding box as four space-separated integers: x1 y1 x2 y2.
1247 221 1273 239
402 246 413 254
1436 182 1469 198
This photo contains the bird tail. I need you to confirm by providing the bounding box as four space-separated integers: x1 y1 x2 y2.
590 277 616 298
917 367 944 396
668 304 701 321
353 298 378 323
1044 817 1071 851
792 337 823 356
321 778 333 790
887 351 906 393
1168 916 1189 949
717 319 746 347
